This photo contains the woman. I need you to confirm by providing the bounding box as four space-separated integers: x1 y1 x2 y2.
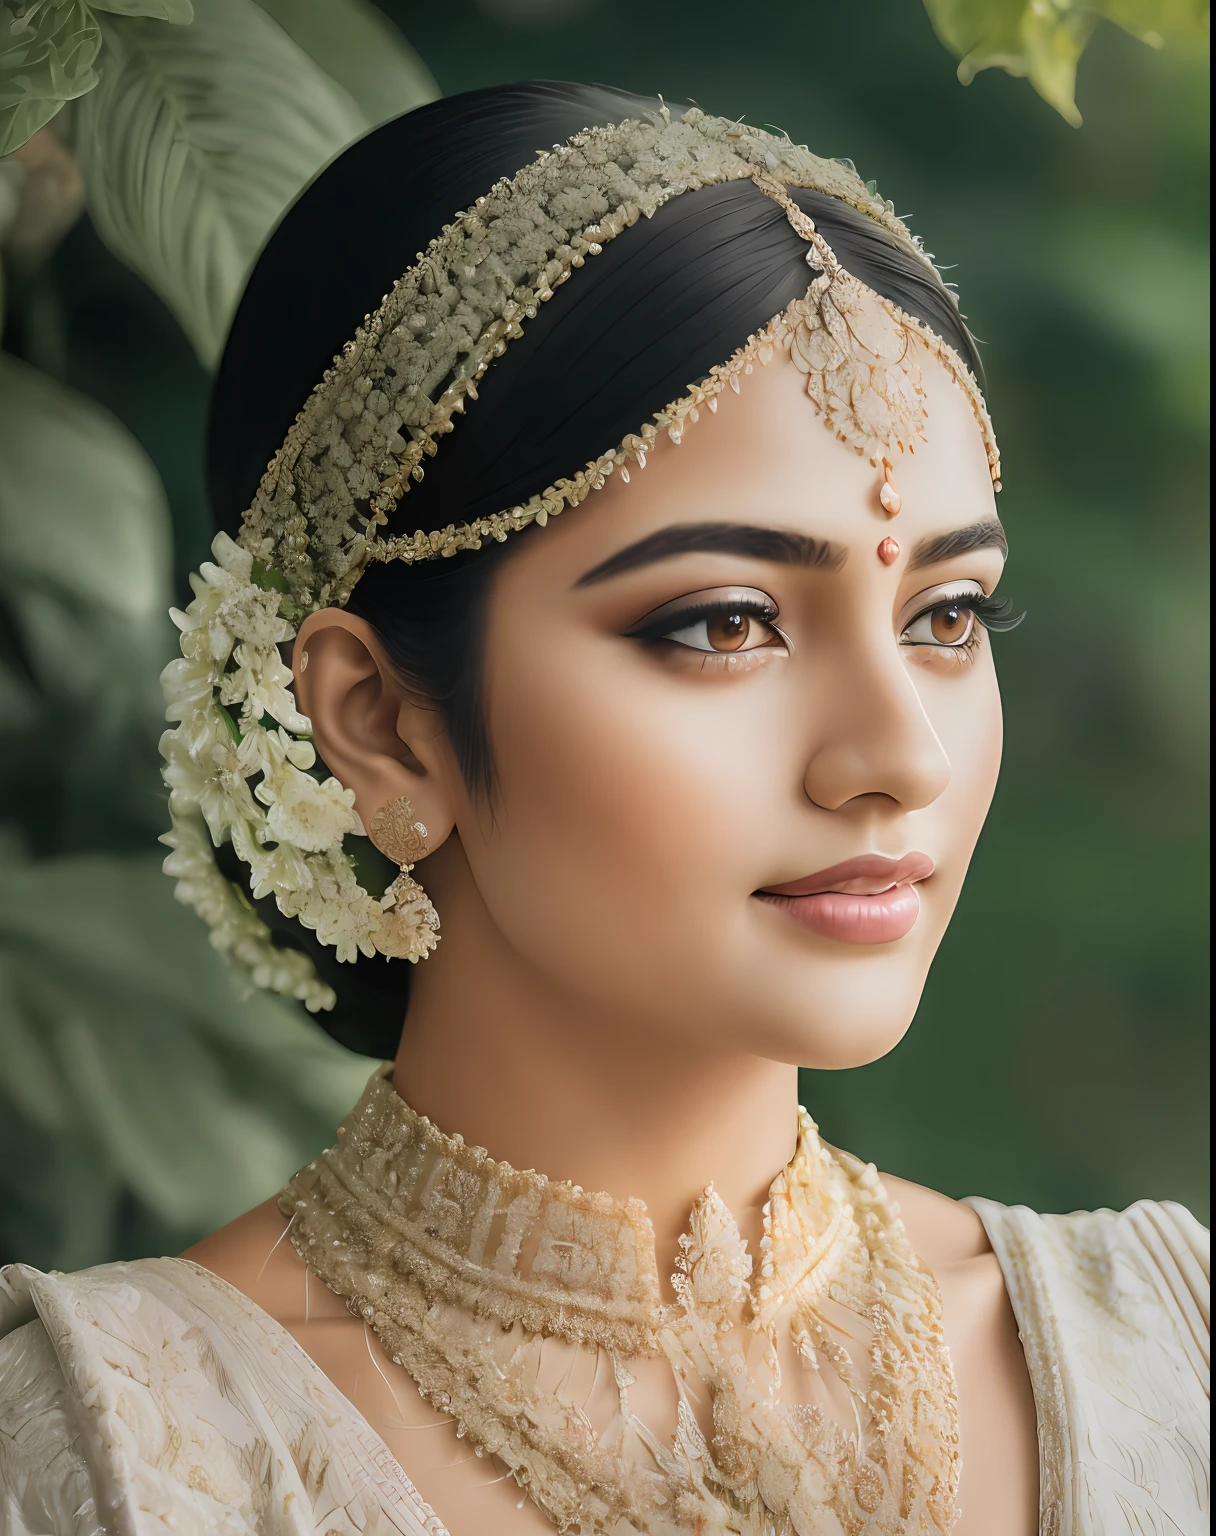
0 83 1207 1536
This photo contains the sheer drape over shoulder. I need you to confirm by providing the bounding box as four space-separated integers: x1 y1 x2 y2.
0 1199 1207 1536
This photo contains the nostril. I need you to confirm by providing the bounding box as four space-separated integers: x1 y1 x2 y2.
802 720 951 814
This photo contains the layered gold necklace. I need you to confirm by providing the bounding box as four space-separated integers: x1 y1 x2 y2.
281 1067 959 1534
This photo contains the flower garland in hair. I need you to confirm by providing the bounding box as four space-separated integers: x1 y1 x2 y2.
159 533 437 1011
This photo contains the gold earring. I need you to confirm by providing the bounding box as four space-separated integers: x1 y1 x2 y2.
368 796 440 963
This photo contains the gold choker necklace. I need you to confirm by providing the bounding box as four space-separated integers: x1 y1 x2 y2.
281 1067 960 1534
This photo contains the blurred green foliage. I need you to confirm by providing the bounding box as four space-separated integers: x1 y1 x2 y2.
0 0 436 1269
0 0 1207 1270
923 0 1209 124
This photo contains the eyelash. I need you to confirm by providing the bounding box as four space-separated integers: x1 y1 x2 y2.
627 590 1024 670
628 598 784 643
901 591 1025 657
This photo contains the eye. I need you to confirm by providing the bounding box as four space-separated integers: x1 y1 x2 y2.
665 607 777 654
626 587 789 656
901 599 977 649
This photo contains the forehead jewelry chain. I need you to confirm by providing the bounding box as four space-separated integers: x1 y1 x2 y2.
877 460 902 564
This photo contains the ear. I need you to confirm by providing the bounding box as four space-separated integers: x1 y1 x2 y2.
292 610 459 852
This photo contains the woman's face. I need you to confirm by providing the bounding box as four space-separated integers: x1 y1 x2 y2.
303 343 1006 1069
436 346 1006 1069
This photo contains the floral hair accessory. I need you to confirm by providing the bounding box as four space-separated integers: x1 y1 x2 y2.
160 104 1000 1011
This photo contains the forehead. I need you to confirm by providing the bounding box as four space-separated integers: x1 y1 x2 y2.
517 345 999 573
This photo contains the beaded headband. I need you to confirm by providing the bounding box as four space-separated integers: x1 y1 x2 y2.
159 103 1001 1013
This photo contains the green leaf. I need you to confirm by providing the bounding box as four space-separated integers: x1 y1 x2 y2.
215 699 242 745
68 0 370 367
0 0 101 155
923 0 1210 124
253 0 437 128
0 352 173 843
90 0 193 16
0 849 370 1268
1094 0 1209 43
0 0 194 156
0 352 170 617
250 556 289 593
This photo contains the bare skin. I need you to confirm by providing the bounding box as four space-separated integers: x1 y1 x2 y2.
186 346 1039 1534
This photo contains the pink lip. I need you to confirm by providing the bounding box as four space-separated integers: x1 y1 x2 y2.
755 853 935 945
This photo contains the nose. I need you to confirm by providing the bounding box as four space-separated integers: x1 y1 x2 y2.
802 649 951 813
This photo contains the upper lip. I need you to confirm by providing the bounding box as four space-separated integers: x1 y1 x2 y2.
758 852 935 898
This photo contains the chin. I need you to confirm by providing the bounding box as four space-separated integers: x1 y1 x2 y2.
738 958 930 1070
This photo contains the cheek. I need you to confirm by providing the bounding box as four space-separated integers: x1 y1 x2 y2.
466 635 781 962
927 657 1004 865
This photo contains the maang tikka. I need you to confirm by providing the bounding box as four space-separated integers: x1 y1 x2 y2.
367 797 440 963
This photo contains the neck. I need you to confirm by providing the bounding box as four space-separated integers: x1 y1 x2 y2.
392 846 799 1270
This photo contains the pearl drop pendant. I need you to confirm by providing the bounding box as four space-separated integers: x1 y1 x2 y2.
879 459 902 516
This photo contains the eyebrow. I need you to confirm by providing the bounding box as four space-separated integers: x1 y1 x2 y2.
575 522 846 587
907 519 1007 571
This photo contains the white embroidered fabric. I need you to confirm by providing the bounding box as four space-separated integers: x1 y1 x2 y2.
0 1258 445 1536
0 1201 1208 1535
965 1198 1209 1536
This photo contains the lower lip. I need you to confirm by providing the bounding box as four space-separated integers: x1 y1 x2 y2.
757 885 922 944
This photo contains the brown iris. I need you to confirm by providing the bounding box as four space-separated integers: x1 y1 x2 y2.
707 612 751 651
930 603 973 645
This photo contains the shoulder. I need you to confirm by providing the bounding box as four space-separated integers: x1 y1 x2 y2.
182 1193 349 1323
877 1170 994 1266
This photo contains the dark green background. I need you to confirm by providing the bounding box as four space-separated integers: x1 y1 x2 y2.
1 0 1207 1267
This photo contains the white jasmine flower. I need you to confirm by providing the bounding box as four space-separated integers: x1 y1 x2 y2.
240 724 317 782
280 854 382 963
309 883 382 964
215 582 294 650
250 840 313 902
210 530 254 581
160 653 219 722
159 725 241 842
160 814 335 1012
169 536 289 667
172 568 241 667
221 644 312 734
264 765 361 854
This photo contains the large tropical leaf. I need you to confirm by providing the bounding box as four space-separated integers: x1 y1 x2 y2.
69 0 370 366
0 0 192 156
0 351 171 848
0 848 371 1269
924 0 1209 123
1 0 101 156
254 0 437 128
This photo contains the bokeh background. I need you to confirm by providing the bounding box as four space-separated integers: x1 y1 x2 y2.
1 0 1208 1271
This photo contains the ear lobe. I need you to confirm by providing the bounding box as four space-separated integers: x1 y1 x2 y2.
292 609 458 852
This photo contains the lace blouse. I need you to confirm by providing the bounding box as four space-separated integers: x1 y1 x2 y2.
0 1198 1208 1535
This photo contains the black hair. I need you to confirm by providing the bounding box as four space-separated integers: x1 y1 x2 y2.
208 81 983 1057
